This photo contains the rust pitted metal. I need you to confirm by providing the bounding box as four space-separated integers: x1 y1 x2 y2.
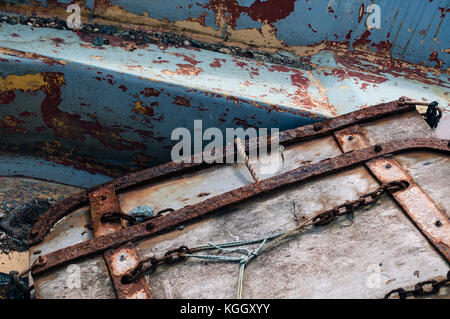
30 138 450 277
278 101 415 145
334 125 371 153
367 159 450 261
29 191 89 244
89 185 122 237
103 243 152 299
29 100 416 245
334 127 450 263
89 186 152 299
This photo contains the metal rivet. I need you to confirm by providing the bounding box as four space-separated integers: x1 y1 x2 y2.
313 123 323 131
374 145 383 153
435 220 442 227
348 136 354 141
385 164 392 169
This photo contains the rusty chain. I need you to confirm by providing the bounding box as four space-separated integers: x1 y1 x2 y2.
101 208 175 225
384 271 450 299
121 246 191 284
121 180 409 285
310 180 409 227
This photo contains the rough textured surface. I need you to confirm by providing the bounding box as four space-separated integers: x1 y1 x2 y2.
137 167 448 299
0 177 82 216
30 111 449 298
2 0 448 69
0 177 81 275
0 12 448 184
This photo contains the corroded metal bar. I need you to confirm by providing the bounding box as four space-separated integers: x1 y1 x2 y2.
89 186 152 299
29 100 415 245
30 138 450 277
235 137 260 182
334 126 450 262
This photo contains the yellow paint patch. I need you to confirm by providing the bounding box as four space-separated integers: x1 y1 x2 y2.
0 73 46 92
133 100 147 115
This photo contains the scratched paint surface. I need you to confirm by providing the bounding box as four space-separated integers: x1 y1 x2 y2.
2 0 448 69
0 1 449 184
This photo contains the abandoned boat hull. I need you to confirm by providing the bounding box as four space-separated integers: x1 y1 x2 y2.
26 102 450 299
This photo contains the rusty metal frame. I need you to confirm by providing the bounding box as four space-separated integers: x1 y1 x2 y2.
31 137 449 277
89 185 152 299
334 126 450 262
30 100 416 245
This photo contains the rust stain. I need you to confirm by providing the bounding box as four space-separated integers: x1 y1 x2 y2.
429 49 443 69
0 47 65 66
358 3 365 24
140 88 161 97
133 99 154 117
162 64 203 76
210 58 226 68
173 96 191 107
0 72 146 152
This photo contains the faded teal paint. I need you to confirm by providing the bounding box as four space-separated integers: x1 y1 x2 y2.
0 1 449 186
3 0 448 69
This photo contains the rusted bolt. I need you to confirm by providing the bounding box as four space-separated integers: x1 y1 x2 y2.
348 136 354 141
146 223 155 231
313 123 323 131
435 220 442 227
33 256 47 268
398 97 407 106
385 164 392 169
374 145 383 153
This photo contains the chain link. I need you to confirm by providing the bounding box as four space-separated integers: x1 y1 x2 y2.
121 246 191 284
101 208 175 225
384 271 450 299
121 181 409 285
311 181 409 227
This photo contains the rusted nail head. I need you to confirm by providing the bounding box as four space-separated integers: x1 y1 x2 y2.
398 97 407 105
313 123 323 131
374 145 383 153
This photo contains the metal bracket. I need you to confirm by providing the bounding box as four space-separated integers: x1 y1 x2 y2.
30 137 449 277
89 186 152 299
334 125 450 262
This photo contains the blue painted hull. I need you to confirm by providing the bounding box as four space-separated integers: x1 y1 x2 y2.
0 0 448 186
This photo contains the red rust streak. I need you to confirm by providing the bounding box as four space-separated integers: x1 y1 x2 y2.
173 96 191 107
140 88 160 97
40 72 145 151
